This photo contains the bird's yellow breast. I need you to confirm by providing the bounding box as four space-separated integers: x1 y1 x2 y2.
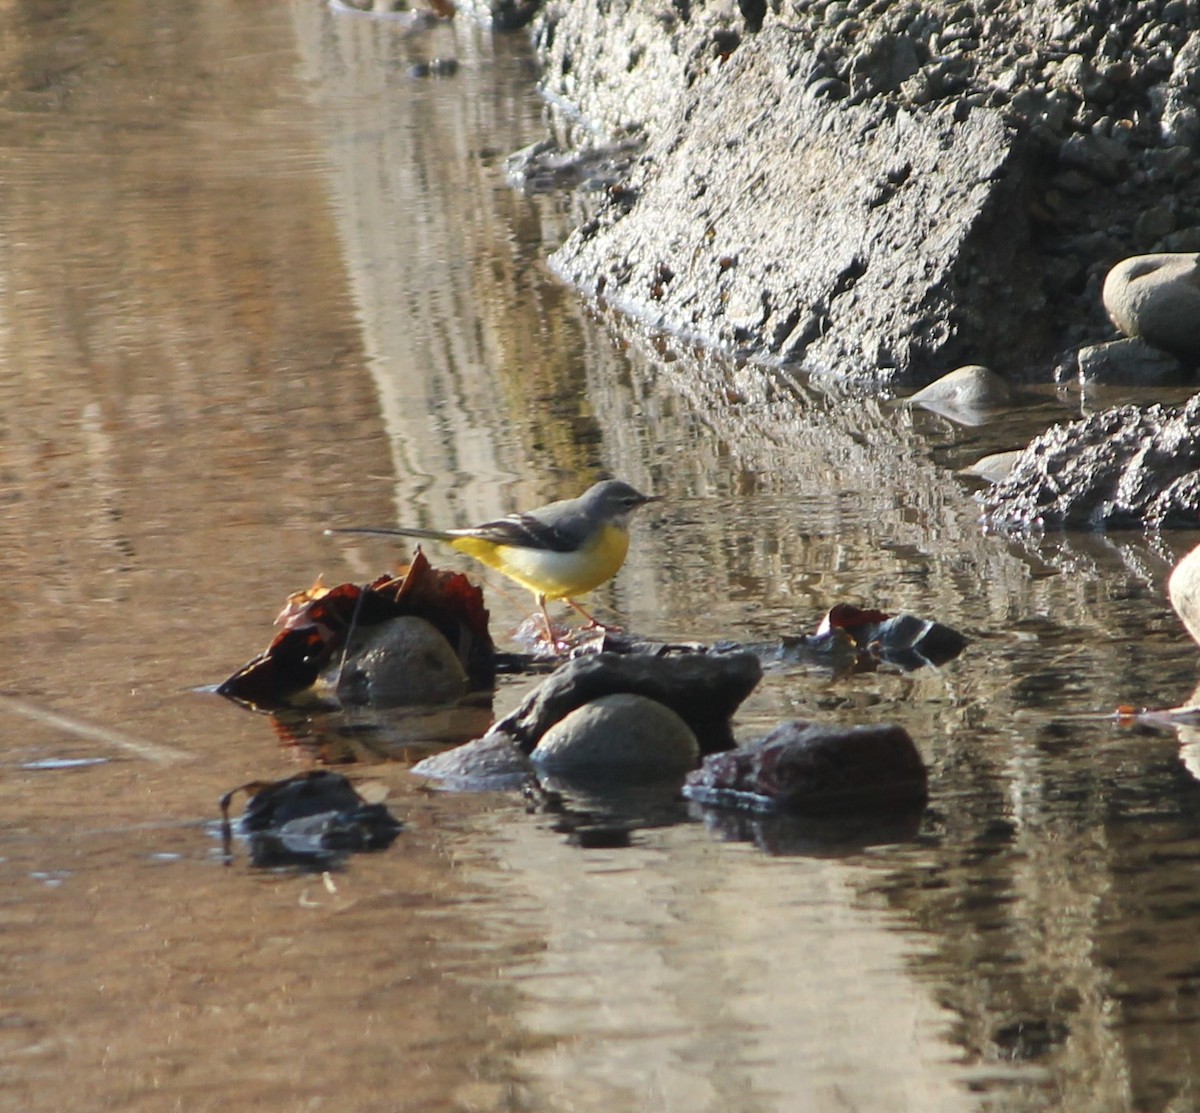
450 524 629 601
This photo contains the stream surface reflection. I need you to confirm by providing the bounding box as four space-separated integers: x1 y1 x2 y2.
3 3 1200 1113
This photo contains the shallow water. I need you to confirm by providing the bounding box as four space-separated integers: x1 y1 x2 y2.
5 3 1200 1112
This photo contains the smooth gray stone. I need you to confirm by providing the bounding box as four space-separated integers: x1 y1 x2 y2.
494 650 763 755
1103 253 1200 361
531 693 699 780
324 615 468 707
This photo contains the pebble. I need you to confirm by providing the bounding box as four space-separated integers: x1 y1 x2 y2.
961 450 1024 483
908 364 1013 423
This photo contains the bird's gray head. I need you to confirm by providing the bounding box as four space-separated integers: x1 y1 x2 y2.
581 479 661 525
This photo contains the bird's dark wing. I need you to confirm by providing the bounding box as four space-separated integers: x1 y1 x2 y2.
455 512 579 552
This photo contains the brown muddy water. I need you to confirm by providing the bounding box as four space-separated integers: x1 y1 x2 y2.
5 3 1200 1112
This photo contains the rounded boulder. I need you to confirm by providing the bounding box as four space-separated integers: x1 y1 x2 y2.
530 693 700 780
328 615 468 707
1102 253 1200 360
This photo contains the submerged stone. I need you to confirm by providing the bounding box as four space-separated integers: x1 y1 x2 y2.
221 770 403 867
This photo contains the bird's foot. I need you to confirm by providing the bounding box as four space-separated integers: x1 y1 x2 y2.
566 598 623 633
516 613 574 656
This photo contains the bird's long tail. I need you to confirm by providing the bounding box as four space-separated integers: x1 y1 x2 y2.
323 525 459 542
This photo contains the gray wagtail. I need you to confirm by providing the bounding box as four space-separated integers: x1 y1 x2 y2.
325 480 660 641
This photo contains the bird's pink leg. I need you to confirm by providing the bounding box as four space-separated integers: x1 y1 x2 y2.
566 597 623 632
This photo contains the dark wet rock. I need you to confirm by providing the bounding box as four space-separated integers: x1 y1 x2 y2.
981 393 1200 531
495 651 763 755
1168 542 1200 647
410 729 535 790
764 625 862 675
1102 253 1200 361
852 613 968 669
220 771 403 868
1076 337 1188 386
322 615 469 707
683 720 928 815
766 605 968 674
242 806 402 867
530 693 699 780
410 652 748 790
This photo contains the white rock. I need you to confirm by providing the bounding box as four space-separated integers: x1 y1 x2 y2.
960 450 1024 484
1169 543 1200 648
907 364 1012 425
1102 253 1200 360
531 693 699 780
910 363 1012 406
